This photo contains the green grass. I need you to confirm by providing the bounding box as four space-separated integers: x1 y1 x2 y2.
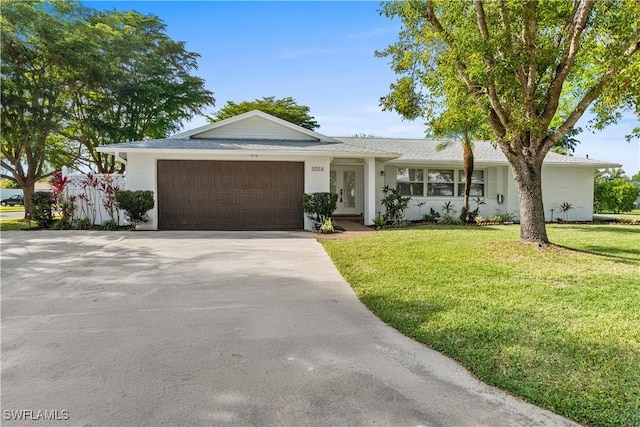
595 209 640 221
0 216 36 231
0 205 25 213
321 224 640 427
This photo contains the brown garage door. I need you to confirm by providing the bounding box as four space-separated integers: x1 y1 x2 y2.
157 160 304 230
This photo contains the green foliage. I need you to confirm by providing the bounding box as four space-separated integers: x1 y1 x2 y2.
31 191 54 228
63 10 214 174
72 218 92 230
1 1 83 209
303 192 338 223
209 96 319 130
550 127 582 155
594 179 640 213
1 2 215 183
372 215 388 230
422 207 441 222
377 0 640 243
319 218 336 234
381 186 411 225
498 211 516 223
631 171 640 182
115 190 154 229
101 219 119 231
0 180 20 189
437 212 463 225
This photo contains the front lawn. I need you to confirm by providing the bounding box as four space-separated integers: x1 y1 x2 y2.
595 208 640 222
0 217 36 231
321 225 640 427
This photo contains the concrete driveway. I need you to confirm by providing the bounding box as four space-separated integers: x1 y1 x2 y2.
1 231 576 426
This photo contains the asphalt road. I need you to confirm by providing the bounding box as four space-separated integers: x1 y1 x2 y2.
0 209 24 219
1 231 578 426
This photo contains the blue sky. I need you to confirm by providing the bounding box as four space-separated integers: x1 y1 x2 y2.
91 1 639 175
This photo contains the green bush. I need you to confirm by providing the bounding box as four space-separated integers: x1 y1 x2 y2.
31 191 54 228
381 186 411 225
594 179 639 213
115 190 154 229
303 192 338 223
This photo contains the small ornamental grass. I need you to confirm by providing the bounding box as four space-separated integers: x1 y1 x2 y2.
321 224 640 427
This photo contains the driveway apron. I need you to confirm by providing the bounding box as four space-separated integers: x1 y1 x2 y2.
1 231 577 426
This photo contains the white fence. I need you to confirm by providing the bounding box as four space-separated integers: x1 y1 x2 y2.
62 170 127 226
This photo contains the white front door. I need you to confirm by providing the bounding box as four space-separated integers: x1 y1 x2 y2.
330 165 363 215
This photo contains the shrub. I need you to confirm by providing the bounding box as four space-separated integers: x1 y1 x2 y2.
72 218 93 230
498 211 516 223
423 207 441 222
594 179 640 213
303 192 338 223
31 191 54 228
319 218 335 234
438 212 463 225
382 186 411 225
487 215 502 223
115 190 154 229
101 219 119 230
372 215 387 229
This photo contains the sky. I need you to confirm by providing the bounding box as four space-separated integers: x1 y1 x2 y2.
90 1 640 176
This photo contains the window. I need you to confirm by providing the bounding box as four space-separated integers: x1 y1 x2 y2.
457 170 485 197
396 168 424 196
427 169 454 196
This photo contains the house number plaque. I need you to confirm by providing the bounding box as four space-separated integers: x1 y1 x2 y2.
311 166 324 172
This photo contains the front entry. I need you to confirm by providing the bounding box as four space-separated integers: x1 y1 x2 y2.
330 165 363 216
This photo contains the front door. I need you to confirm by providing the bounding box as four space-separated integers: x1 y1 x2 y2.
330 165 363 215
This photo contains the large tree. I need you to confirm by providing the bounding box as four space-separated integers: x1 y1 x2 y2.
63 10 214 173
209 96 320 130
2 0 215 214
1 1 86 216
378 0 640 243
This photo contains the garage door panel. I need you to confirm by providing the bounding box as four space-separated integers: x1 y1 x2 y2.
157 160 304 230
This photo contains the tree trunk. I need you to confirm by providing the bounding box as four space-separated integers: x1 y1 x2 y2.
21 179 36 222
461 143 474 222
509 154 549 244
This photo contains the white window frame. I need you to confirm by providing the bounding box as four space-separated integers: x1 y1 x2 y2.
457 170 485 197
427 169 455 197
396 168 424 196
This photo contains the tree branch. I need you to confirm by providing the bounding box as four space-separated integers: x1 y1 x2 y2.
540 36 640 155
498 3 527 95
425 3 508 140
540 0 595 127
474 0 511 129
523 1 538 119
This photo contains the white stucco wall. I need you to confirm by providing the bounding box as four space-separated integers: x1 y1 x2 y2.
542 166 595 221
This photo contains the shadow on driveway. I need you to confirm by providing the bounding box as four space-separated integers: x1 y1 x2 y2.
1 231 578 426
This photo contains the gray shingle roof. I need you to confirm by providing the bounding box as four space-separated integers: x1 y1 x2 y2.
334 137 616 166
100 135 615 167
100 138 395 155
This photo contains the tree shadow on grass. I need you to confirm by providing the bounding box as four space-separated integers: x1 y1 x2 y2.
566 225 640 235
556 244 640 263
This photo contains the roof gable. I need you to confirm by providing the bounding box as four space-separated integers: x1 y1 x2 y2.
173 110 336 142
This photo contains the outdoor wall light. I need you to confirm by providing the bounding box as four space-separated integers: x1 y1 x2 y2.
380 170 385 176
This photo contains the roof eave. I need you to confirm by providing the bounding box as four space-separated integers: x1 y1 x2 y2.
97 147 397 158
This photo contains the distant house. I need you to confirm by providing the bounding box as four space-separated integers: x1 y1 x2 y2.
98 110 617 230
